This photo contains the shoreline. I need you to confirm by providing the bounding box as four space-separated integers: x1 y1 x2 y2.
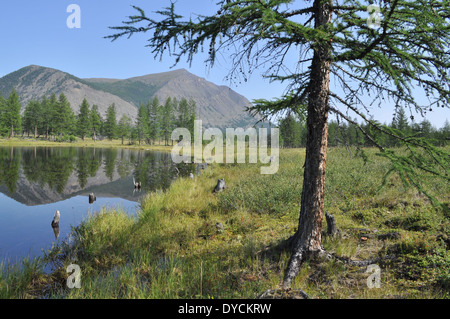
0 146 448 299
0 137 174 153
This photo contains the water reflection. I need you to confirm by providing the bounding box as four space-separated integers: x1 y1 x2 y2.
0 147 20 194
0 146 194 206
0 146 195 263
52 225 60 240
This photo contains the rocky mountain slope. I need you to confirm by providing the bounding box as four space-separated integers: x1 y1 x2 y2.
0 65 258 129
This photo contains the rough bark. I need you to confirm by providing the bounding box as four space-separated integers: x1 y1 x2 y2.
282 0 332 289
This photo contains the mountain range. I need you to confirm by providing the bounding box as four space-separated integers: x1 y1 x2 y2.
0 65 259 129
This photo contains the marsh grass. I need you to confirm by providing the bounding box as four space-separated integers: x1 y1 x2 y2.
0 257 49 298
1 146 449 298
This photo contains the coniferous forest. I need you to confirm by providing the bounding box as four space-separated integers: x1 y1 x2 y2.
1 88 448 148
278 108 450 148
0 89 196 145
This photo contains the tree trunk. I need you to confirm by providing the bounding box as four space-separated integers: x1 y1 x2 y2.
283 0 332 289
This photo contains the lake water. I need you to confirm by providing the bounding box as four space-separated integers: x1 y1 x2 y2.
0 146 193 265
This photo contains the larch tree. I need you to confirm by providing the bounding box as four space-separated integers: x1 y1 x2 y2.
104 103 118 140
0 94 6 136
23 100 43 138
279 112 303 148
5 89 22 138
148 96 162 144
137 103 150 145
90 104 102 141
118 114 133 144
187 98 197 137
177 97 197 138
107 0 450 289
45 94 58 140
162 97 175 146
54 93 74 139
77 98 91 141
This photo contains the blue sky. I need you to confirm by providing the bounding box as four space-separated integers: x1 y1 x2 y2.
0 0 448 128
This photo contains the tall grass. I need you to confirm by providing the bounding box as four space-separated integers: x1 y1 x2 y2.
1 146 449 298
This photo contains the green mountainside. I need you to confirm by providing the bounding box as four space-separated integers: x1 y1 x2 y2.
0 65 259 129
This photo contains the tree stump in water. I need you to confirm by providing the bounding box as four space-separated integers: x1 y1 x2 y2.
89 193 96 204
51 210 60 227
133 178 141 189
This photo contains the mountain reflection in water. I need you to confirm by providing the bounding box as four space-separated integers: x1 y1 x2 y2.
0 146 194 263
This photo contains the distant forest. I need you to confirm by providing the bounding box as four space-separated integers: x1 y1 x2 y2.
278 108 450 148
0 89 196 145
0 89 448 148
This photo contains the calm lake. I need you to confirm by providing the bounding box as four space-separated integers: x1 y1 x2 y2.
0 146 194 265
